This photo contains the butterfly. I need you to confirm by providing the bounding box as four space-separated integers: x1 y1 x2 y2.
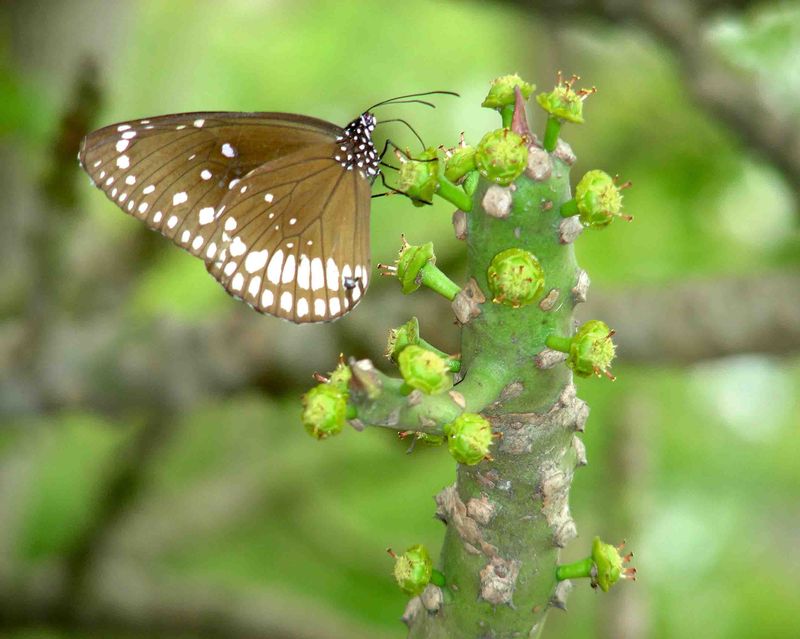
78 92 455 323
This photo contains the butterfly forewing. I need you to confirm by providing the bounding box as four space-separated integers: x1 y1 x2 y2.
78 112 343 260
207 143 371 322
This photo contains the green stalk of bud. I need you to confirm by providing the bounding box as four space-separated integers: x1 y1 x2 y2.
443 413 494 465
546 320 617 379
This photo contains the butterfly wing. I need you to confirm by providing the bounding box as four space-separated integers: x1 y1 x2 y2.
78 112 342 259
206 142 372 323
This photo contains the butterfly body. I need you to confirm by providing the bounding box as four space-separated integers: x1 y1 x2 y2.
79 110 379 323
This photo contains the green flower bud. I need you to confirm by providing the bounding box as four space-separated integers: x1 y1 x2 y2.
396 147 439 207
556 537 635 591
547 320 616 379
397 345 452 395
301 383 347 440
392 544 433 596
482 74 536 110
475 128 529 186
535 72 596 124
570 169 632 228
486 248 545 307
444 143 477 183
327 360 352 392
395 240 435 295
386 316 421 361
444 412 493 465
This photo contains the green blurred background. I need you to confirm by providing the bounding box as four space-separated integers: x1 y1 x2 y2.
2 1 799 638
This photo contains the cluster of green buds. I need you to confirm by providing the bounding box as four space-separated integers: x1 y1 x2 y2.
556 537 636 592
561 170 633 229
536 71 596 151
389 544 446 596
379 237 462 301
301 360 353 439
486 247 546 307
546 320 617 379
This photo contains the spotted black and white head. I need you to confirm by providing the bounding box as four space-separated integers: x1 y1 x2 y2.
334 112 379 180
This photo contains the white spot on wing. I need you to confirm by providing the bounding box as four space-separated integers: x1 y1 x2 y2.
264 193 274 203
231 273 244 291
180 230 190 243
311 258 324 291
125 175 136 185
224 217 237 232
261 289 274 308
116 139 129 153
297 256 310 289
198 206 215 225
329 297 341 316
193 118 205 127
221 143 236 158
314 299 326 317
143 185 155 194
172 191 188 206
248 275 262 297
192 235 204 250
281 254 296 283
297 298 309 318
117 124 131 131
116 155 130 169
224 261 237 276
267 250 284 285
229 236 247 257
326 258 339 291
280 291 293 312
200 169 212 180
206 242 217 259
167 215 178 229
244 249 269 274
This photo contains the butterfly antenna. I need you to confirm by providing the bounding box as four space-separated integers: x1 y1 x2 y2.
377 118 427 150
366 90 459 112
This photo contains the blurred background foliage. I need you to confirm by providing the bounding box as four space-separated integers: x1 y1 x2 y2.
1 1 798 638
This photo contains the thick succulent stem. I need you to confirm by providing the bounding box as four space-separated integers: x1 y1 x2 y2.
402 144 588 637
303 76 627 637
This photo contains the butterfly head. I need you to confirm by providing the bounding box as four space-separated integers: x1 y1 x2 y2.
337 113 379 179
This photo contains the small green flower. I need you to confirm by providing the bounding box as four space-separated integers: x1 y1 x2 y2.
482 74 536 110
395 147 439 206
444 413 493 465
391 544 433 596
569 170 632 228
443 142 477 183
386 317 421 361
535 72 596 124
380 238 461 301
301 383 347 440
556 537 636 592
547 320 617 379
398 345 452 395
475 128 529 186
487 248 545 307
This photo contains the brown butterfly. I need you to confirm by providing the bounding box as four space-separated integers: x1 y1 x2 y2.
78 92 456 323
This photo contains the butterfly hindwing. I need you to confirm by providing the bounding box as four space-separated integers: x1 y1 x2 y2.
78 112 342 260
207 143 372 323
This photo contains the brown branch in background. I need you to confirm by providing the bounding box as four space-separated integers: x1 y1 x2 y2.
579 271 800 364
499 0 800 204
1 565 393 639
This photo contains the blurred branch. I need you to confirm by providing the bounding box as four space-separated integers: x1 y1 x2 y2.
580 270 800 364
1 564 393 639
504 0 800 203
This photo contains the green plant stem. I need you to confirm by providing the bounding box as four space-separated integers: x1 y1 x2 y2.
500 105 514 128
560 198 579 218
436 150 473 211
556 557 594 581
420 264 462 301
545 334 573 354
543 115 561 152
